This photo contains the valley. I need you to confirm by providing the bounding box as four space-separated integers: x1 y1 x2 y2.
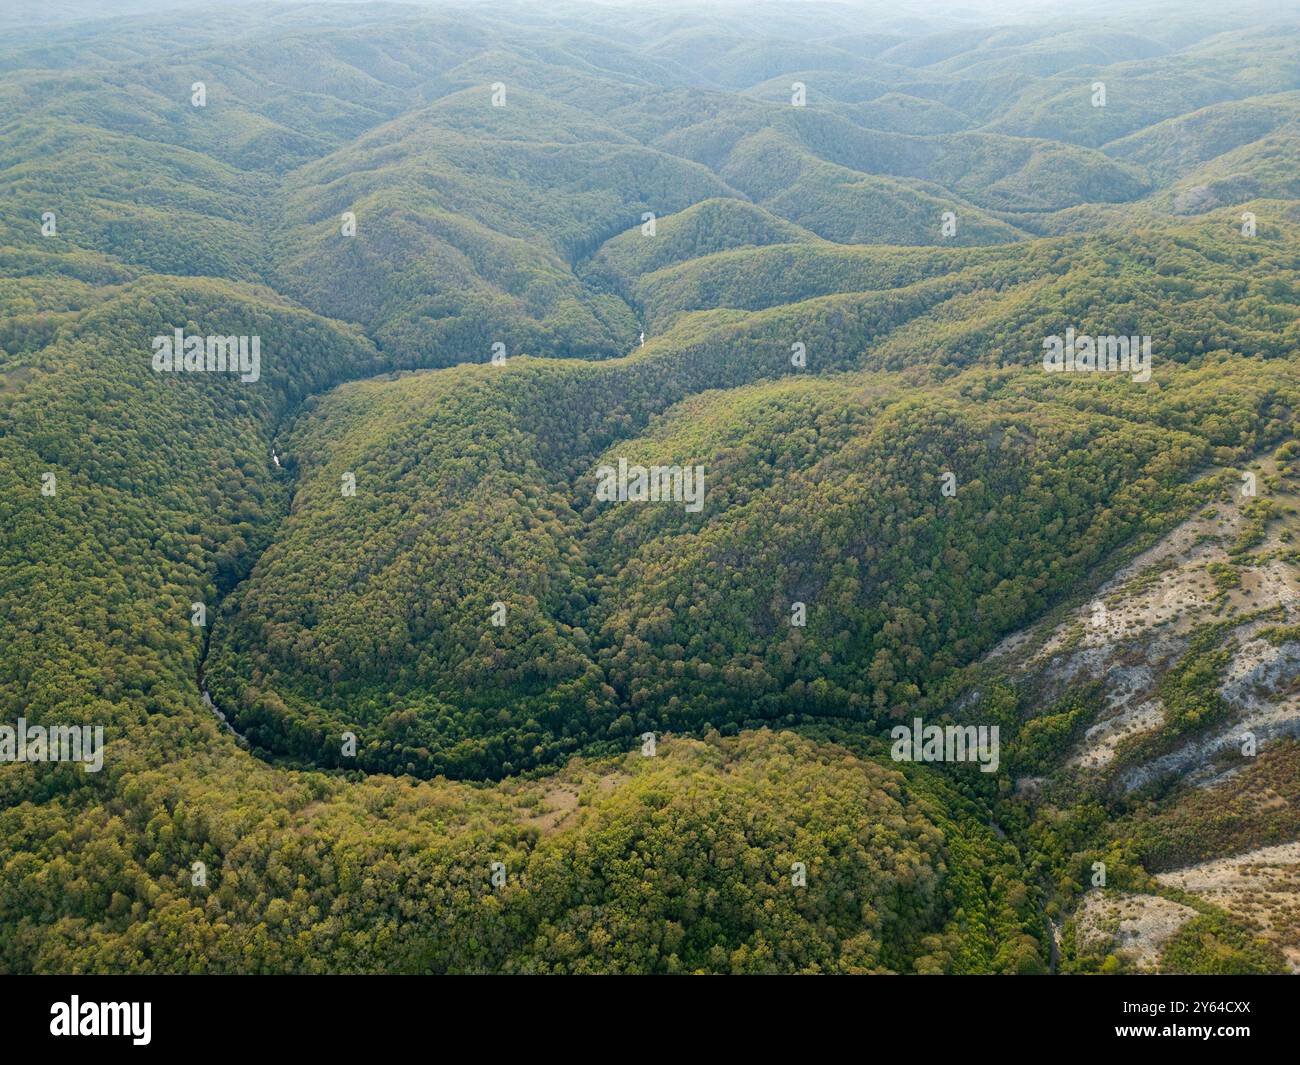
1 0 1298 975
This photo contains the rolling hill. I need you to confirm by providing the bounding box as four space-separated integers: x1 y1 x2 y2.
2 0 1298 976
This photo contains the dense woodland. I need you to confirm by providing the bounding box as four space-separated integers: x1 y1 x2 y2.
1 0 1298 973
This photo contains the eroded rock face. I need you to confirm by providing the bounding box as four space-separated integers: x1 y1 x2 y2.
978 460 1300 789
1220 636 1300 714
1073 890 1199 971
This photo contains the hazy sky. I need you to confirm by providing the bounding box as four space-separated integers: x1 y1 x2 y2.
6 0 1298 24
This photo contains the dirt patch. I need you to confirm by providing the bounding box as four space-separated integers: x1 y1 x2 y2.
597 770 629 792
1156 842 1300 971
523 784 581 835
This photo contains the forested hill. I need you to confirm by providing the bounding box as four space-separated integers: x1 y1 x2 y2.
2 0 1298 974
